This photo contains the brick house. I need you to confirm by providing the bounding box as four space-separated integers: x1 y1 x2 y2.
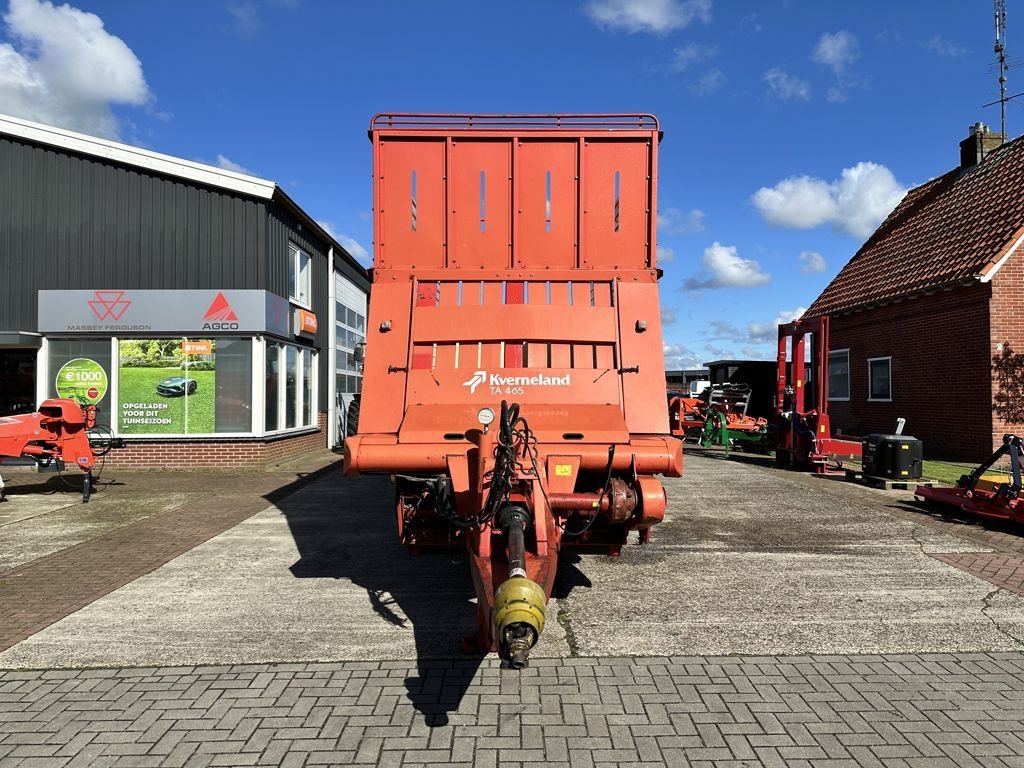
804 123 1024 461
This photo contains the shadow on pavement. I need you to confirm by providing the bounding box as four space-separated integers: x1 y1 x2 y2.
272 462 482 727
270 461 592 726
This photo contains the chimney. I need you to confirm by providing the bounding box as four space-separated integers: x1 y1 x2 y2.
960 122 1005 169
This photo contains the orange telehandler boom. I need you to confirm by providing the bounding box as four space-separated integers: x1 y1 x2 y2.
344 114 682 667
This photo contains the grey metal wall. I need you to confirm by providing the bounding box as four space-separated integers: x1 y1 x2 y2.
266 201 332 411
0 135 271 332
0 133 356 413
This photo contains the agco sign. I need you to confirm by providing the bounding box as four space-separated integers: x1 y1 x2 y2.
38 290 292 336
201 292 240 330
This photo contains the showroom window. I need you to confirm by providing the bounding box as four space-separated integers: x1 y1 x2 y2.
265 341 317 432
868 356 892 401
116 338 252 435
289 243 311 307
827 349 850 401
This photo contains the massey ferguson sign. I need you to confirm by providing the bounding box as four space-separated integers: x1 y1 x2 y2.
38 290 291 336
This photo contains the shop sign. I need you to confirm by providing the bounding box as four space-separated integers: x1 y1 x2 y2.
118 339 215 434
38 290 291 337
54 358 108 405
294 308 318 336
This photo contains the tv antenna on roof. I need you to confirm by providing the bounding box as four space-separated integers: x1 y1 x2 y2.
996 0 1008 140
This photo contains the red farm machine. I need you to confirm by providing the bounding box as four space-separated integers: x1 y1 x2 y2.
0 398 122 502
774 315 861 473
344 114 682 667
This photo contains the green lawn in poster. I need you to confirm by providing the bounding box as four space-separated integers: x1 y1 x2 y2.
119 368 215 434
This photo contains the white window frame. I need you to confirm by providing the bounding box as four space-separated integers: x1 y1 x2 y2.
867 356 892 402
264 341 318 434
827 348 850 402
289 242 311 309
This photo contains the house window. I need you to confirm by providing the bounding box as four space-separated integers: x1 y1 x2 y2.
265 341 317 432
828 349 850 401
868 356 892 401
289 243 311 307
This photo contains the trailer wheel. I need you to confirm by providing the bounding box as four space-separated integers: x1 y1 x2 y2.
346 398 361 437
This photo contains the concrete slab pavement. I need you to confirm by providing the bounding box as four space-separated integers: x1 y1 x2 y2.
2 450 1021 672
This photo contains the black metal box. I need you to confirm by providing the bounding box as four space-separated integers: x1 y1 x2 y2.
862 434 924 479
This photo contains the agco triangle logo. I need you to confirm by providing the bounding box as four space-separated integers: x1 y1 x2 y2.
203 292 238 321
202 292 239 329
88 290 131 321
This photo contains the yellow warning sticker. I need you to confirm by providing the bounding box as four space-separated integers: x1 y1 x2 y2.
555 464 573 477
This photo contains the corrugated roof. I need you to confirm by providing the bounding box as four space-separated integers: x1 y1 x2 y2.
805 135 1024 317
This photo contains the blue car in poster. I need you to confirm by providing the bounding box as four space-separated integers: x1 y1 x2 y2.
156 376 198 397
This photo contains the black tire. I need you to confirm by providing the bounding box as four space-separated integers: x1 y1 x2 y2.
189 381 197 394
346 397 361 437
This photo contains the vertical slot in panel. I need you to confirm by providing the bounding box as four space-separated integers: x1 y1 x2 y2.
614 170 620 232
516 141 577 268
549 281 569 306
411 343 433 370
504 282 525 368
480 342 502 369
435 342 456 371
571 281 593 368
592 282 612 307
379 138 445 268
450 140 511 268
411 170 417 231
582 140 651 269
545 171 552 233
595 344 615 369
483 281 502 308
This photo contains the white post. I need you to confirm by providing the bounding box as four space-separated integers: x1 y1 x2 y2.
327 247 338 448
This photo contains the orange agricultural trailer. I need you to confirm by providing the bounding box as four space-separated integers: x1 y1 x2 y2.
344 114 682 667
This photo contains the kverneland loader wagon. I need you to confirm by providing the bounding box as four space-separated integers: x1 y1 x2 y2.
344 114 682 667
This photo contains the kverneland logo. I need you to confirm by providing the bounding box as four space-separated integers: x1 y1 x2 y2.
462 370 571 394
203 292 238 321
88 290 131 321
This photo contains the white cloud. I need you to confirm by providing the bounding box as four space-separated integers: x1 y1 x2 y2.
663 341 704 369
656 244 675 264
671 41 717 71
0 0 150 139
215 155 256 176
763 67 810 101
799 250 827 274
661 306 677 325
813 30 859 75
585 0 711 34
659 206 705 234
748 306 806 343
684 242 771 290
316 221 371 265
690 68 726 96
925 36 967 57
338 235 371 265
752 162 908 239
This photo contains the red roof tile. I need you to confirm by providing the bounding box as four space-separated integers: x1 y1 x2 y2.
805 137 1024 317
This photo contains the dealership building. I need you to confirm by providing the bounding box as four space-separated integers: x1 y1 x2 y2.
0 113 369 466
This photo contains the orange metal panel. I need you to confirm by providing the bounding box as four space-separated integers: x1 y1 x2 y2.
615 281 669 434
582 140 651 270
516 141 577 269
378 138 446 269
449 140 511 268
357 281 412 434
411 305 617 344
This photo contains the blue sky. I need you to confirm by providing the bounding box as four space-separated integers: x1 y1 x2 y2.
0 0 1005 368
